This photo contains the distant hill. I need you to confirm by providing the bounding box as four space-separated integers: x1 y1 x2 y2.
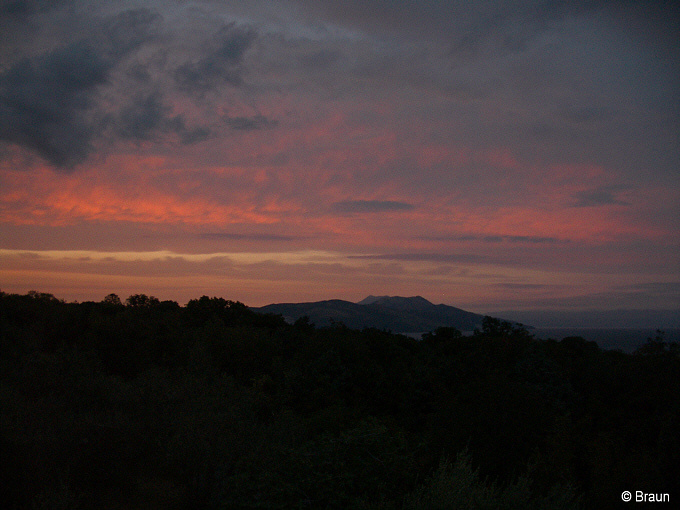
252 295 500 333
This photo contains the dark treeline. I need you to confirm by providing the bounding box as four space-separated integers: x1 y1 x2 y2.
1 290 678 509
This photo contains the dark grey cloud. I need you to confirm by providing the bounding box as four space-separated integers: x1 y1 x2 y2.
0 8 159 168
114 92 210 145
0 6 257 167
0 0 63 17
500 281 680 316
224 114 277 131
300 49 341 69
117 93 169 141
178 126 211 145
504 235 562 244
331 200 415 213
571 187 630 207
618 281 680 298
296 0 679 47
113 19 260 144
558 105 612 125
2 0 677 188
95 8 160 59
174 23 256 93
0 41 110 167
291 1 587 61
423 234 562 244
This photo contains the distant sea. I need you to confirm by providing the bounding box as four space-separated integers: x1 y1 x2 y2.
531 328 680 353
399 329 680 353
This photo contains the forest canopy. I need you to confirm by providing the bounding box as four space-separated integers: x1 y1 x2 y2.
1 290 678 509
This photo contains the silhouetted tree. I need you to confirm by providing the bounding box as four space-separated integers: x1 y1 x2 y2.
125 294 160 307
102 293 122 306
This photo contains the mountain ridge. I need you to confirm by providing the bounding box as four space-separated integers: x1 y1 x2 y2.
252 295 508 333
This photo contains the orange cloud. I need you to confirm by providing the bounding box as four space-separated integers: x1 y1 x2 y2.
0 159 295 226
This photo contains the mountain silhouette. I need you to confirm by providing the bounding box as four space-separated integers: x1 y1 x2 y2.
253 295 499 333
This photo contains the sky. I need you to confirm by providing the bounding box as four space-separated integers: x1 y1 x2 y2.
0 0 678 322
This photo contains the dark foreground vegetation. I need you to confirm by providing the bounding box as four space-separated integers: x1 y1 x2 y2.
1 291 679 509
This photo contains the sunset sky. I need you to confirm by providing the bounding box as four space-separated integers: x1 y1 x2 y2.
1 1 678 319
